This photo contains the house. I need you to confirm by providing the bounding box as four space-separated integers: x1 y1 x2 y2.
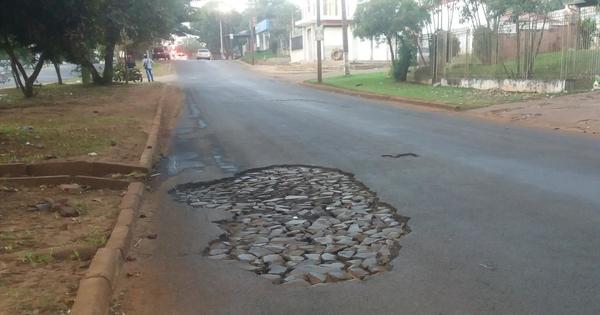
291 0 392 63
255 19 272 51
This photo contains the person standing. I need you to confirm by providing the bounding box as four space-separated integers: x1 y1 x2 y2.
142 54 154 82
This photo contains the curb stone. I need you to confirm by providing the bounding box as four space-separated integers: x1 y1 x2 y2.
71 87 166 314
139 87 167 170
299 81 457 111
70 182 144 315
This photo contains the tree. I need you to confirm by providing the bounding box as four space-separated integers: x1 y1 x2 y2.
0 2 60 97
354 0 429 81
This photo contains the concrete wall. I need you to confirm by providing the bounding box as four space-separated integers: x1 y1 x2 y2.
291 49 304 63
441 78 566 93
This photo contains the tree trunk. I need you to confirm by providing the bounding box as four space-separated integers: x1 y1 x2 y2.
516 20 521 78
80 59 103 84
527 17 547 80
4 44 46 98
101 39 116 85
53 60 63 84
386 35 395 66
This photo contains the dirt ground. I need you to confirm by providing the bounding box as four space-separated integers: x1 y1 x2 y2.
0 185 125 315
0 81 184 315
0 83 180 164
468 90 600 136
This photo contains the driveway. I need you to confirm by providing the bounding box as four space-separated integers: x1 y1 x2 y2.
119 60 600 315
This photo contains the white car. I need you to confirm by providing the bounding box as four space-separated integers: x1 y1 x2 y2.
197 49 212 60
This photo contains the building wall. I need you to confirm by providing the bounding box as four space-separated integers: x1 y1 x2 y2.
297 24 390 62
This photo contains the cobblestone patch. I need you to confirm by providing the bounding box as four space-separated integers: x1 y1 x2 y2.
173 165 410 286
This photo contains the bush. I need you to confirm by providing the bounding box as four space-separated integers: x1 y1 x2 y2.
393 41 416 81
473 26 496 65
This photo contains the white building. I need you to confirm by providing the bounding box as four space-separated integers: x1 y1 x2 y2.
291 0 392 63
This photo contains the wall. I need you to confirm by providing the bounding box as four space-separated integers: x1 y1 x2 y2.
291 49 304 63
441 78 566 93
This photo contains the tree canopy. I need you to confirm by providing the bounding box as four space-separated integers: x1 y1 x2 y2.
0 0 190 97
354 0 429 80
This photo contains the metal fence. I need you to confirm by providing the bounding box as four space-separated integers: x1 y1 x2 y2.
414 8 600 90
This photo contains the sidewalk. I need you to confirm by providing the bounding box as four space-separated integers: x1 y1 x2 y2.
239 60 389 83
468 91 600 136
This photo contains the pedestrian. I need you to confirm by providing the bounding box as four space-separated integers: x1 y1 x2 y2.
142 54 154 82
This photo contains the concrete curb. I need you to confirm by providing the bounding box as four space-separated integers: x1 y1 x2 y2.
299 82 458 111
0 175 130 189
70 87 168 315
139 88 167 170
70 182 144 315
0 161 148 178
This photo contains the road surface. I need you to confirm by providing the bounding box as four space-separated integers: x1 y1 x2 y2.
0 63 78 89
121 60 600 315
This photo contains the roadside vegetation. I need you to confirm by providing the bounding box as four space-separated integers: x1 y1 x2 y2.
317 72 540 110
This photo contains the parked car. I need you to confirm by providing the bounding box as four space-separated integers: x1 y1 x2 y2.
197 49 212 60
174 51 188 60
152 47 170 60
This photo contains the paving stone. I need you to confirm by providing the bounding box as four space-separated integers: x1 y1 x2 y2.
321 253 337 262
248 247 273 257
326 270 353 282
349 267 369 279
175 165 408 286
237 254 256 262
337 250 356 261
307 271 327 284
268 264 288 275
262 254 284 264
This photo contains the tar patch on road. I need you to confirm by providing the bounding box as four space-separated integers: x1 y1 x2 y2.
172 165 410 287
381 153 419 158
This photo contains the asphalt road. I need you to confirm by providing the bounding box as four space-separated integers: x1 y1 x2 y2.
127 60 600 315
0 63 78 89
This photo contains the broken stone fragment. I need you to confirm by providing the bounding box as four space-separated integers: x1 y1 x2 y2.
320 253 337 262
349 267 369 279
58 206 79 217
59 183 83 194
268 264 288 275
337 250 355 261
307 271 327 284
237 254 256 262
262 254 284 264
326 270 353 282
176 166 408 285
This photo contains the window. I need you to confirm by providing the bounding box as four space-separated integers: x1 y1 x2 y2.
323 0 338 16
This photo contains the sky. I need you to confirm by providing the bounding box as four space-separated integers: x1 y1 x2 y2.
191 0 302 13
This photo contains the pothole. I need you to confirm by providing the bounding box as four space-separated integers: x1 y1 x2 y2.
172 165 410 287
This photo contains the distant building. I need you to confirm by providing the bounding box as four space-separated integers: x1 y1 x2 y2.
255 19 272 52
291 0 392 63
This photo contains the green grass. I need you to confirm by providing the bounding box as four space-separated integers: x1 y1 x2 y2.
316 72 539 110
0 116 133 163
444 51 600 82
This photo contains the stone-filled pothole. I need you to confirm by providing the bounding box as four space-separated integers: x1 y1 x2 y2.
172 165 410 287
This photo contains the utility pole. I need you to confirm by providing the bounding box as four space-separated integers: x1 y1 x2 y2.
219 16 225 60
316 0 322 83
250 17 256 65
341 0 350 76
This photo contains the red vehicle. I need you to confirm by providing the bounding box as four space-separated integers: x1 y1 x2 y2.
152 47 170 60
